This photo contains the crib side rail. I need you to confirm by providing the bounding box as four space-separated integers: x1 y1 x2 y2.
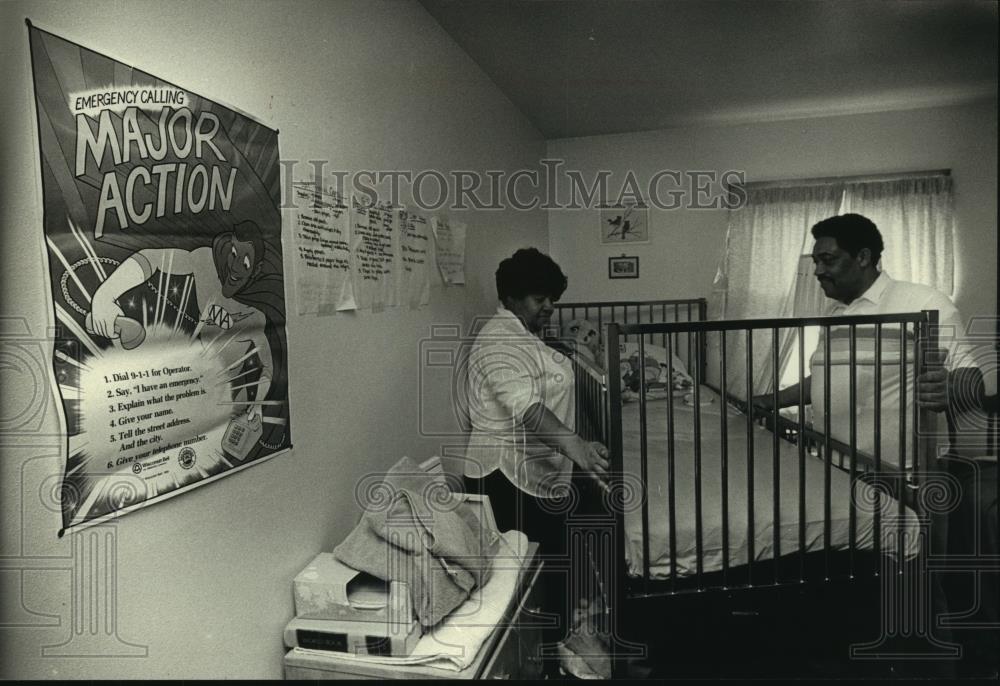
555 297 708 379
604 310 939 596
722 396 920 510
572 352 609 445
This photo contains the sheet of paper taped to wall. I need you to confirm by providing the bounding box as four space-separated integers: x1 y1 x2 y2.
398 209 431 308
291 180 357 315
431 217 466 285
351 196 399 311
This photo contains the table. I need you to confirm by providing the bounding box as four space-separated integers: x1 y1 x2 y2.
283 542 543 680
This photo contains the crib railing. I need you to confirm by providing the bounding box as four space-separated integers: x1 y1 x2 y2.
556 298 708 381
571 310 941 603
572 352 608 445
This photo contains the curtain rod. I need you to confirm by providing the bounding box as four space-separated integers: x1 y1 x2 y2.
736 169 951 190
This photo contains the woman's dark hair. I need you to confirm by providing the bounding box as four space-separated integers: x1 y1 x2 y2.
495 248 568 301
810 214 884 265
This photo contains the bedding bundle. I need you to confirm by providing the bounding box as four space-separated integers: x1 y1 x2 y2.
333 456 501 627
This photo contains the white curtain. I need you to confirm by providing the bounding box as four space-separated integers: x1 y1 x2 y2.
839 175 955 296
708 184 841 398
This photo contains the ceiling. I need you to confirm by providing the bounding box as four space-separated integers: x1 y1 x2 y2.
420 0 999 139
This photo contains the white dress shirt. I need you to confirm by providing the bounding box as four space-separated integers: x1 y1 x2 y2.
810 271 978 469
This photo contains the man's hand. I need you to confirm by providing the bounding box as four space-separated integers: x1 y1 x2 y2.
918 347 986 418
917 348 949 413
751 380 811 415
751 394 775 414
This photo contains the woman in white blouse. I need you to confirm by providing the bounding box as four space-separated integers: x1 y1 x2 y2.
462 247 609 675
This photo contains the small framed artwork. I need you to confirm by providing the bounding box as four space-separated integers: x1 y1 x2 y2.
600 204 649 244
608 255 639 279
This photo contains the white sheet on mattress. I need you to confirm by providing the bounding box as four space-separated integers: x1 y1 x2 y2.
621 386 922 579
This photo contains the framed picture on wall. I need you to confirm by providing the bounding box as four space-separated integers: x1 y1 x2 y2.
600 204 649 244
608 255 639 279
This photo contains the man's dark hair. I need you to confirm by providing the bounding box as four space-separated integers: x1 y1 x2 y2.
233 220 266 266
495 247 568 301
811 214 884 265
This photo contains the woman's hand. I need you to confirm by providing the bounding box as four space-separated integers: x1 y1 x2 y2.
521 402 611 492
566 436 610 492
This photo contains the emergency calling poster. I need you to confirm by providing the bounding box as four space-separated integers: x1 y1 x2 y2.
28 23 293 534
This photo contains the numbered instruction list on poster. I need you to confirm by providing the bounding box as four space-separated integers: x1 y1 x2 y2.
292 182 356 315
97 361 222 472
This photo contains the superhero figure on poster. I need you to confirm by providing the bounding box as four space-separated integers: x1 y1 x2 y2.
88 220 288 460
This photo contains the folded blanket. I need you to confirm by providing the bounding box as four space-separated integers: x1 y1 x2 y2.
334 456 501 627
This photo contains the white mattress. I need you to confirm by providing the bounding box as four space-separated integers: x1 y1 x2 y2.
620 386 921 579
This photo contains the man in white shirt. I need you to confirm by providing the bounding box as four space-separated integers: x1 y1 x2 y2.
754 213 980 470
754 213 990 675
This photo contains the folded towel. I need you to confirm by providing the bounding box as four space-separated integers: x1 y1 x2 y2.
334 456 501 628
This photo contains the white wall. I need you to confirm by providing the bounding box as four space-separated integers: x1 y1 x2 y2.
547 101 998 333
0 0 545 678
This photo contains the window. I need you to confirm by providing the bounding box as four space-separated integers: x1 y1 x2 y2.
711 171 954 399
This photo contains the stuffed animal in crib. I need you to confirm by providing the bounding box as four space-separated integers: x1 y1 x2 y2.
665 365 694 391
621 352 695 397
561 318 603 365
622 354 665 393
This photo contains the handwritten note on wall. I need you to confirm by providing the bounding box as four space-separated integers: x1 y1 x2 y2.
292 182 356 315
351 196 397 311
398 210 431 308
431 217 466 285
